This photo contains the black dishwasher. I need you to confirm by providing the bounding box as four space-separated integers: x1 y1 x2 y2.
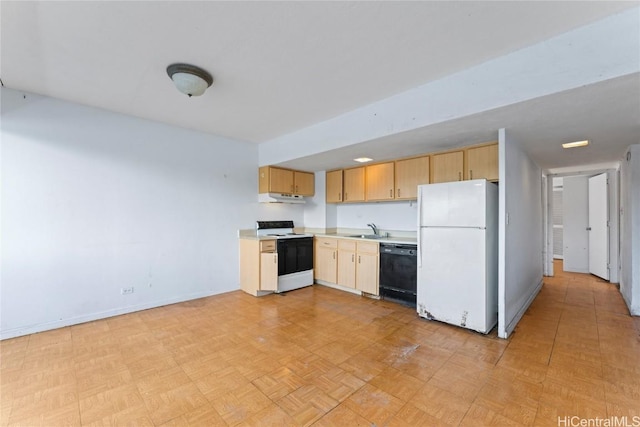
379 243 417 307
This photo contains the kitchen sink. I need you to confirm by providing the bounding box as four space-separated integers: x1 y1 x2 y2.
347 234 384 239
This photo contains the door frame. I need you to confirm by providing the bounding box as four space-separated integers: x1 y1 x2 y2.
543 169 619 282
588 173 610 280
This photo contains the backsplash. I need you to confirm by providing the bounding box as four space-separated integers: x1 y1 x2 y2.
334 200 418 231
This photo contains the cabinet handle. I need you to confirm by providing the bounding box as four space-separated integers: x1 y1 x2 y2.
458 171 462 181
358 255 361 264
470 170 473 179
390 189 393 198
397 189 401 197
333 251 336 259
352 254 355 262
339 192 341 201
295 185 298 193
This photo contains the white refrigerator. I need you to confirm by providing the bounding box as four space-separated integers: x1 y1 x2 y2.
416 179 498 334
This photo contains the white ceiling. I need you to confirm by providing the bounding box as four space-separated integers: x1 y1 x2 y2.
2 1 639 172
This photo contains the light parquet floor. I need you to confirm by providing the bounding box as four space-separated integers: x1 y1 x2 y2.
1 261 639 426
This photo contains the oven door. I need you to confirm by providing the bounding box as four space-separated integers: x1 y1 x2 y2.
277 237 313 276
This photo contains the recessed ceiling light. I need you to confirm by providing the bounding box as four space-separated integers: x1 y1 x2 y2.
562 140 589 149
354 157 373 163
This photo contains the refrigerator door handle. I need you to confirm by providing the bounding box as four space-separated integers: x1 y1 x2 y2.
417 188 422 268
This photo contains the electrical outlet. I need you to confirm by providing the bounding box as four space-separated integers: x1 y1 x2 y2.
121 286 134 295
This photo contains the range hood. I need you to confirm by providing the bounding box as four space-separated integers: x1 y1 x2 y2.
258 193 306 204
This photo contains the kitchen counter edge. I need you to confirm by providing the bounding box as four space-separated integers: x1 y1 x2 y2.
238 230 416 245
311 233 417 245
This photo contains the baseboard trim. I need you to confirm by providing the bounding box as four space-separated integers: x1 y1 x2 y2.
315 280 362 296
499 277 543 339
0 290 219 340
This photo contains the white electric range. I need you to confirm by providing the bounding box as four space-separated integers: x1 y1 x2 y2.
256 221 314 292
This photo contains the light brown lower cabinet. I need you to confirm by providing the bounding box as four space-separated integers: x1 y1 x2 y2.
354 242 379 295
314 238 337 283
337 240 357 288
259 252 278 291
240 239 278 296
316 238 379 296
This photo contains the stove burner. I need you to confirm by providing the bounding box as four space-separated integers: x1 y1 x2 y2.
256 221 312 240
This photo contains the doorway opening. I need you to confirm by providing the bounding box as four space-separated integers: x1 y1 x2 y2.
544 169 619 284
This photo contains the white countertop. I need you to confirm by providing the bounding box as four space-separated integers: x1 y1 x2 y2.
313 232 417 245
238 228 417 245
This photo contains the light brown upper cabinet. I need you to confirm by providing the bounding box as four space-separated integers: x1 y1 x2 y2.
323 141 497 203
431 151 464 183
259 166 314 196
365 162 395 201
343 167 365 202
326 170 343 203
395 156 430 200
465 143 498 181
293 171 315 196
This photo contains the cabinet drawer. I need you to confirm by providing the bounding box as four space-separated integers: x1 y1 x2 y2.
260 240 276 252
357 241 379 254
316 237 338 249
338 239 357 251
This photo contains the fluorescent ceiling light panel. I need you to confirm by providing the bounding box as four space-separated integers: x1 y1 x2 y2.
562 140 589 148
354 157 373 163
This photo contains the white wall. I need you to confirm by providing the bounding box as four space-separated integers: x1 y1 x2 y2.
498 129 544 338
0 88 303 339
619 144 640 315
260 8 640 166
335 201 417 231
563 176 589 273
303 171 328 229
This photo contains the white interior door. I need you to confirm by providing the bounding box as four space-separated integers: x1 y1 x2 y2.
588 173 609 280
563 176 589 273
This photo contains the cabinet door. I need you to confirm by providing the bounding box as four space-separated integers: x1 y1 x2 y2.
356 253 379 295
337 250 356 289
326 170 343 203
431 151 464 183
395 156 429 200
343 167 365 202
270 167 294 194
260 253 278 291
315 246 337 283
466 144 498 181
294 171 315 196
366 162 395 201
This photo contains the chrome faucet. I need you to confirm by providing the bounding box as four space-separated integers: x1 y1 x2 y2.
367 223 379 236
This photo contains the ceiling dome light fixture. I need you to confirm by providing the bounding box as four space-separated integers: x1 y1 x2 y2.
166 63 213 97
